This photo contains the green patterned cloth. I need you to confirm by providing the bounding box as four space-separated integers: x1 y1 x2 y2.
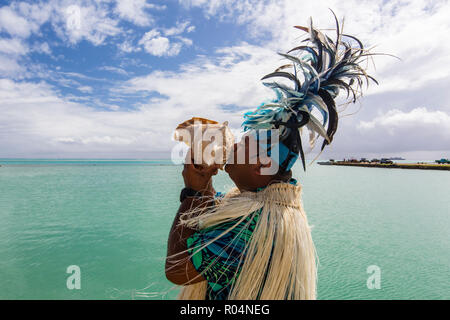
187 208 261 300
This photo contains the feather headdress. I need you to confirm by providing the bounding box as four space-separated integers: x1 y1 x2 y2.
242 10 381 171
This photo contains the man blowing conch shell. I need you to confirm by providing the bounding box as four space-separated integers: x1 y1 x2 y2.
165 12 381 300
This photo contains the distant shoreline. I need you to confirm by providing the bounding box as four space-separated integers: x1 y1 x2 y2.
318 161 450 171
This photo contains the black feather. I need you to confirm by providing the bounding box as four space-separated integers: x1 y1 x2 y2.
261 72 302 91
329 8 341 50
318 89 338 151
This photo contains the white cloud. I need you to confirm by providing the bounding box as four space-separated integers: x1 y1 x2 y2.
179 0 235 18
33 42 52 55
114 0 164 27
80 135 135 145
78 85 93 93
137 20 195 57
181 0 450 94
0 54 25 77
55 3 122 46
352 107 450 153
0 1 52 40
59 71 102 81
0 1 122 46
0 5 39 38
1 47 271 157
99 66 129 76
138 29 186 57
358 107 450 132
176 36 193 46
120 42 280 128
0 38 28 55
55 137 76 144
163 21 194 36
118 39 140 53
0 79 174 157
16 1 53 27
92 98 121 111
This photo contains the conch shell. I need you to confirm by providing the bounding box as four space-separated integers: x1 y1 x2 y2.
174 117 234 168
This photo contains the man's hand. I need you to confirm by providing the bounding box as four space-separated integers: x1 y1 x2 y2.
182 152 220 196
166 151 220 286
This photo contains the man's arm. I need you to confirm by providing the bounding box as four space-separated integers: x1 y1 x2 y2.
165 162 218 285
165 197 212 285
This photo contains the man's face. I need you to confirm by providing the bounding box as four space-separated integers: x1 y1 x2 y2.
225 134 272 191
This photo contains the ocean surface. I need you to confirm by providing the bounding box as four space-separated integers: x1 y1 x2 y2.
0 159 449 300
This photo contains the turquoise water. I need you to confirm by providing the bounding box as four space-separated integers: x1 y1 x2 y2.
0 159 449 299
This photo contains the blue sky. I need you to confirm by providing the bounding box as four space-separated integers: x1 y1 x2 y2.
2 0 253 110
0 0 449 159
